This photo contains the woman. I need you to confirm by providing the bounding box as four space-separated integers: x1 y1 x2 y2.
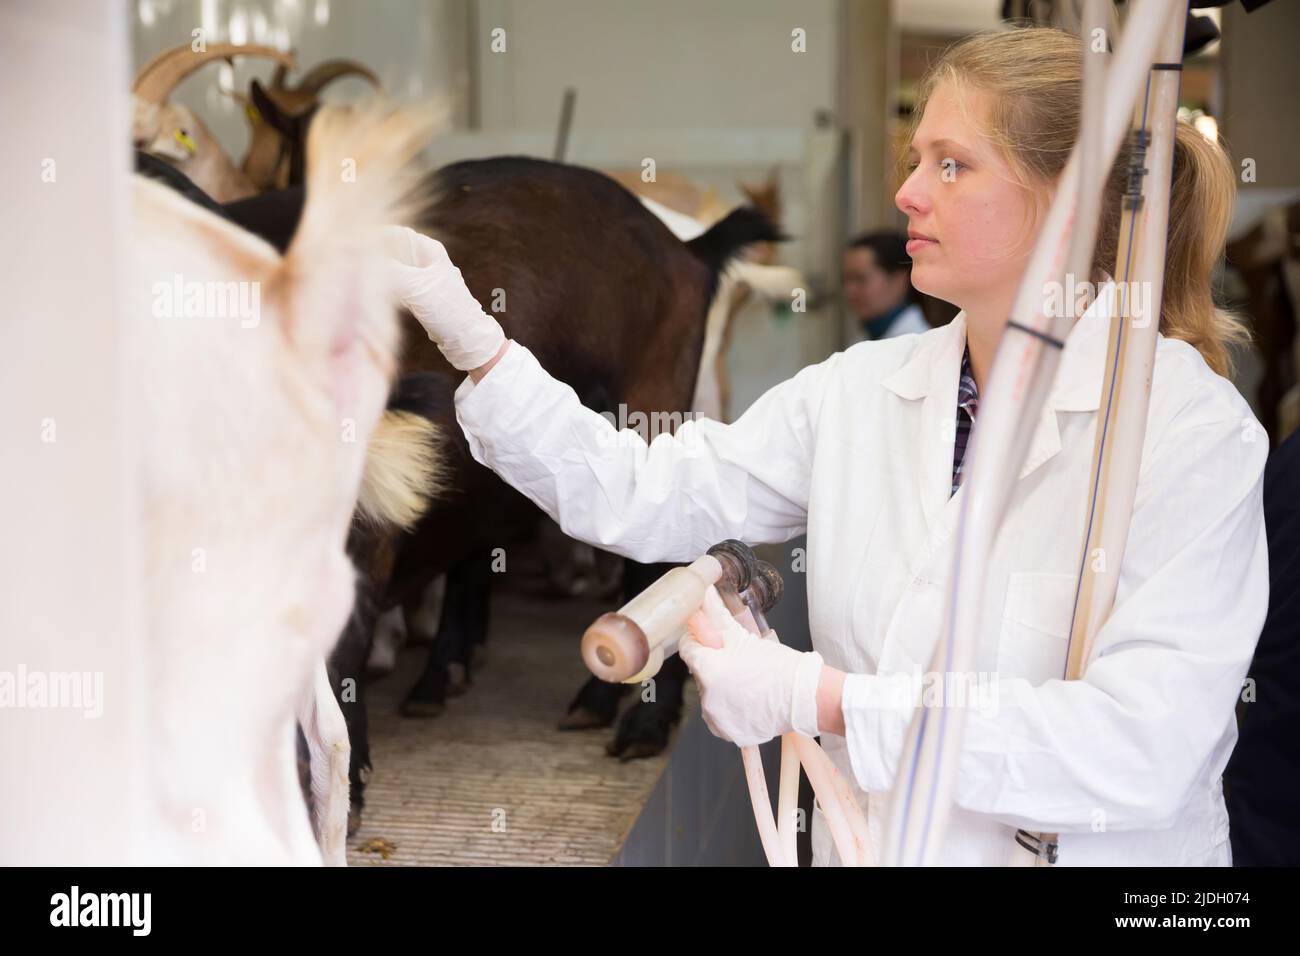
384 27 1268 866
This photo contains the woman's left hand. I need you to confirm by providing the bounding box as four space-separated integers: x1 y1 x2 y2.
678 585 824 747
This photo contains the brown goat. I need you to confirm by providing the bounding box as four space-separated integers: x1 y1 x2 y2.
217 154 781 831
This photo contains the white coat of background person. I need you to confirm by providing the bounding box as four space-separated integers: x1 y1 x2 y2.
383 28 1268 866
843 230 931 340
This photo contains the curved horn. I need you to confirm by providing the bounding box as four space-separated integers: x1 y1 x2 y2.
271 60 292 91
295 59 381 96
132 43 296 105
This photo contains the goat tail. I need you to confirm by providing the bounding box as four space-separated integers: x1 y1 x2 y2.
685 206 786 276
728 261 806 302
277 99 449 357
297 99 448 248
357 409 448 531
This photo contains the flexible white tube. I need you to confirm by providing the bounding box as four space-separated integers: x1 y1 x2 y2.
741 745 793 866
789 734 867 866
791 735 873 866
884 0 1181 868
686 603 793 866
685 598 871 867
1066 0 1111 298
777 734 800 864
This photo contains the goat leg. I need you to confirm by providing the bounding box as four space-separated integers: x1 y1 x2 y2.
296 658 351 866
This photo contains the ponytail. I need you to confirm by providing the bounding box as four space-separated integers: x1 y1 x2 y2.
1094 120 1249 377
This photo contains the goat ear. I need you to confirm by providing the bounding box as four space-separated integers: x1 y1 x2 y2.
740 180 781 223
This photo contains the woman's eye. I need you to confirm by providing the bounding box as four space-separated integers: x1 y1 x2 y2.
904 158 965 174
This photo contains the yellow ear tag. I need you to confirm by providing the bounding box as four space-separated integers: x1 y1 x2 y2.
245 103 261 123
173 129 197 155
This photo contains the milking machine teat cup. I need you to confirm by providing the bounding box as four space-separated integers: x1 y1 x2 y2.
580 539 783 684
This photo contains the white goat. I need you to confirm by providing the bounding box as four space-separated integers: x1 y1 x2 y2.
131 102 436 865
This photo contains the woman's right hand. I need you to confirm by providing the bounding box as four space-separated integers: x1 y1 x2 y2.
382 225 506 372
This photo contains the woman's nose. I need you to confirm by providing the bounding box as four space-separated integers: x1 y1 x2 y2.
895 168 930 217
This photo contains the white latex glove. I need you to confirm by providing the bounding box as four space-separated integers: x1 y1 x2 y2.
678 585 824 747
382 225 506 372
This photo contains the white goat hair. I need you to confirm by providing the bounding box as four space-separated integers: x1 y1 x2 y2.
130 102 436 865
357 407 447 530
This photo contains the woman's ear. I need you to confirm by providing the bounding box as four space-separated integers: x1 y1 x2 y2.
1020 181 1055 252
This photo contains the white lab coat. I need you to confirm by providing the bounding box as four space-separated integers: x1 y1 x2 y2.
453 287 1269 866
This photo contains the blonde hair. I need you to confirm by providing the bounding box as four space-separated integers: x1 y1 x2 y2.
904 26 1249 377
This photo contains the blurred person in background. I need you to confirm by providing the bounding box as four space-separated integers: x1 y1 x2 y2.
843 230 930 340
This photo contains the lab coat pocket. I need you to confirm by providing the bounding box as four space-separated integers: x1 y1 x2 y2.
996 571 1076 683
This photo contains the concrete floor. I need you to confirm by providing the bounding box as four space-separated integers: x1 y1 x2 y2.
346 552 691 866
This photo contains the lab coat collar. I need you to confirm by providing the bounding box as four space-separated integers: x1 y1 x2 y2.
880 283 1117 409
881 282 1119 530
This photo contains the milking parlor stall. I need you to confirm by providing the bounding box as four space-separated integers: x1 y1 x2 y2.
4 0 1299 883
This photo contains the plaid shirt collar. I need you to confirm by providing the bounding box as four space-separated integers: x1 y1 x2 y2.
951 344 980 496
957 344 979 421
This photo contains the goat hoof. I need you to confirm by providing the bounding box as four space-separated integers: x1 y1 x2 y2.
446 662 470 697
605 738 665 761
365 646 398 679
561 675 627 731
605 703 677 761
366 660 396 679
407 628 437 647
347 806 363 837
400 698 445 719
557 706 614 731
